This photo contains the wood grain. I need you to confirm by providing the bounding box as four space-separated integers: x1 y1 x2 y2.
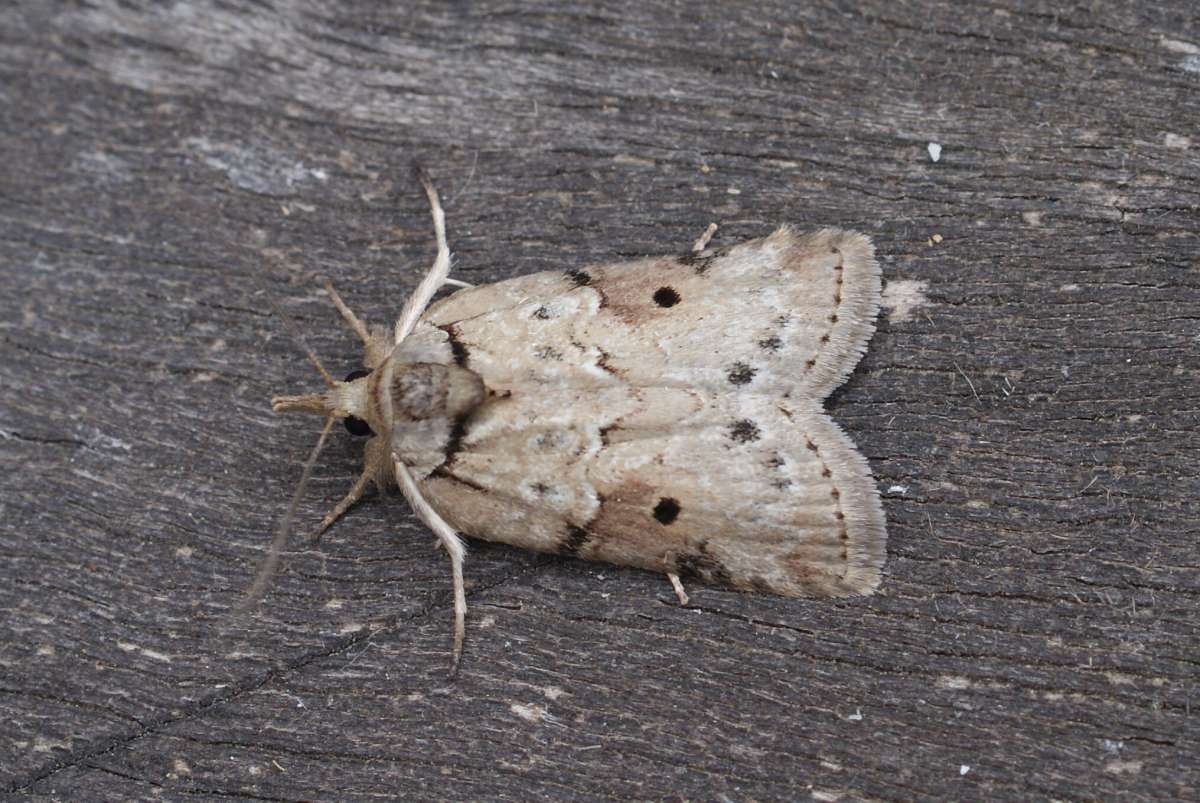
2 1 1197 799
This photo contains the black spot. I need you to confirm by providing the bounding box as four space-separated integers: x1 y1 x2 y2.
566 270 591 287
559 525 591 557
344 369 370 382
653 286 680 307
532 306 553 319
531 482 551 496
758 335 782 352
727 361 756 386
653 497 681 525
728 418 761 444
534 345 563 361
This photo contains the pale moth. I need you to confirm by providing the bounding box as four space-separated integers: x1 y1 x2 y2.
265 167 887 671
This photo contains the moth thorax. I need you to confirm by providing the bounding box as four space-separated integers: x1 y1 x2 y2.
391 362 485 422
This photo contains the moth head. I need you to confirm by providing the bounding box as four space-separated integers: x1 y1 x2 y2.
271 368 378 436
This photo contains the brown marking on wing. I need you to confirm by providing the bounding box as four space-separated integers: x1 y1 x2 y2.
581 479 692 570
779 543 855 596
594 257 689 325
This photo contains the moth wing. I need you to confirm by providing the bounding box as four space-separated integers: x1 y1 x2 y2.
418 388 885 596
406 227 880 401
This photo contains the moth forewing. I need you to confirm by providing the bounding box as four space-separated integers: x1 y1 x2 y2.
267 168 887 671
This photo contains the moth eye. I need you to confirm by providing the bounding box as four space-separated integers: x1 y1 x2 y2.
342 369 373 436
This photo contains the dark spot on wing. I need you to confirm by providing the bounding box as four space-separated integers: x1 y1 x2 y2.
559 525 592 557
566 270 591 287
728 418 761 444
653 497 681 525
653 286 680 307
531 482 551 496
532 306 553 319
727 361 756 386
758 335 782 352
534 345 563 361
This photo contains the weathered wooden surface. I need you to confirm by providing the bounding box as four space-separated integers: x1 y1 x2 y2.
2 1 1197 799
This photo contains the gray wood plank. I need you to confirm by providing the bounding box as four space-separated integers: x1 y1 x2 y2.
2 1 1197 799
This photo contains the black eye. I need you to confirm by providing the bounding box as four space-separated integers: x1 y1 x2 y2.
342 369 373 436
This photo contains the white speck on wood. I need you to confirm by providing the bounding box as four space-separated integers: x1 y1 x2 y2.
510 702 547 723
881 279 930 323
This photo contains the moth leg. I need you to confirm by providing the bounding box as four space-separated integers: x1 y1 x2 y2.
322 278 372 346
395 166 452 345
667 572 690 605
691 223 718 253
394 458 467 675
308 468 373 542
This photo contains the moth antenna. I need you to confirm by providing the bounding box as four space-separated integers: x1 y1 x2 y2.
268 296 337 388
239 415 337 611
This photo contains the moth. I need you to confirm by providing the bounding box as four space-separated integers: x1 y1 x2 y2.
266 167 887 671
